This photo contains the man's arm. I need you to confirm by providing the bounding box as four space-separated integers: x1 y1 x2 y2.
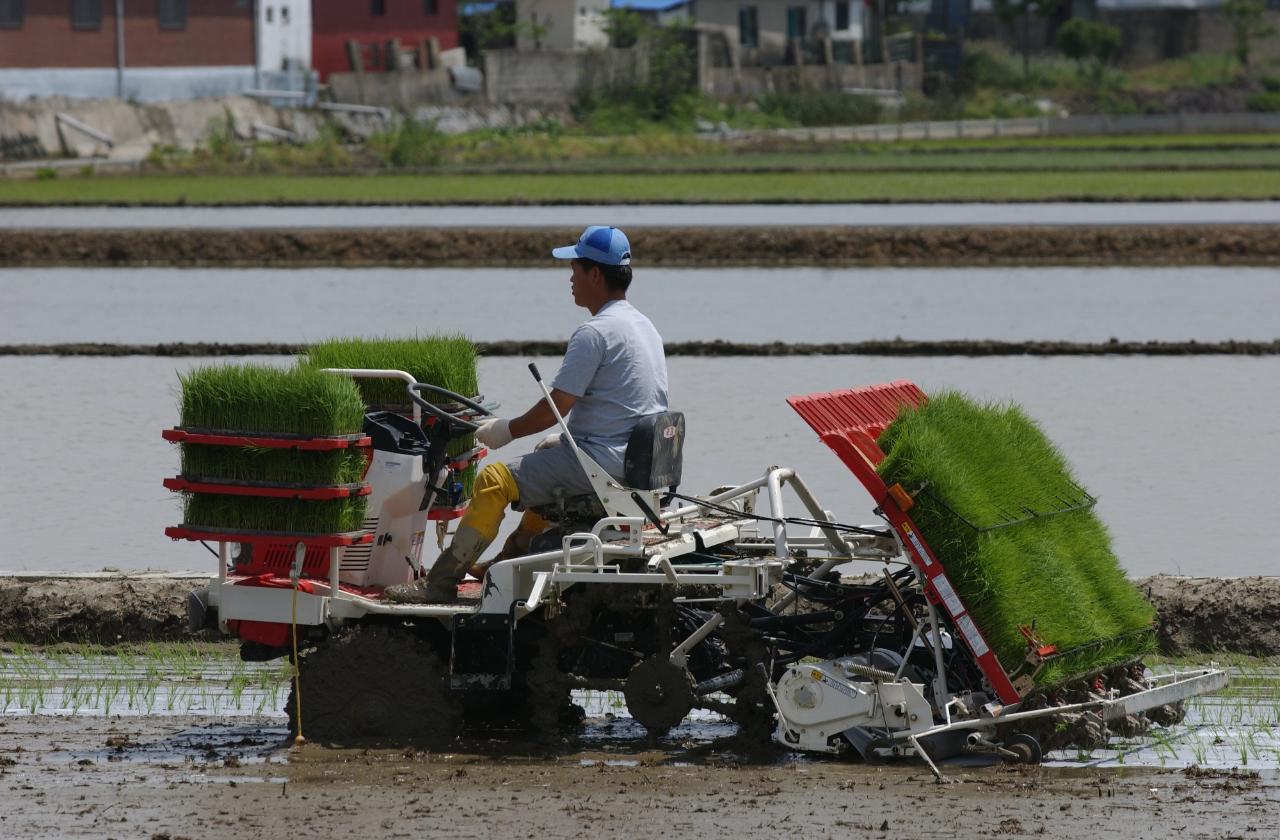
508 389 578 439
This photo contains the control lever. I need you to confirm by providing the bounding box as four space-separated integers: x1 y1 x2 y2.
630 492 670 536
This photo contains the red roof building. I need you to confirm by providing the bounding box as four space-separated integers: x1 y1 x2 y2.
312 0 459 81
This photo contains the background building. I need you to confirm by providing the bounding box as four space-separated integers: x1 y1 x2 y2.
312 0 460 80
0 0 262 100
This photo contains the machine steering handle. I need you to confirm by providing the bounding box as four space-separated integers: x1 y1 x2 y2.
405 382 492 432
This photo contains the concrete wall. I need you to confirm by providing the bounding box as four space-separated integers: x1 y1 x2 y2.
0 94 323 160
0 67 313 103
481 47 647 104
329 68 462 109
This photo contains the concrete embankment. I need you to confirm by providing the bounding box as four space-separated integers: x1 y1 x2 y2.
2 225 1278 268
0 573 1275 655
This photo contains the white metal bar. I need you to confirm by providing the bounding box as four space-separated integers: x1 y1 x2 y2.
669 613 724 667
252 122 296 141
244 88 309 100
55 113 114 148
320 367 419 422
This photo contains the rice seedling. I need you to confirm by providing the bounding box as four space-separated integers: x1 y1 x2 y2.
178 363 366 437
877 391 1157 687
303 335 479 408
304 336 481 497
183 493 368 534
180 444 368 486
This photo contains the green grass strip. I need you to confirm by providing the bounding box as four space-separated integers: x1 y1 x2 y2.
876 392 1156 686
6 169 1280 205
178 363 365 437
183 493 368 534
180 445 367 486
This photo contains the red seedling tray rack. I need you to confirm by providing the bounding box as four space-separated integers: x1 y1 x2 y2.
163 428 371 451
163 477 371 500
788 380 1022 706
165 525 373 547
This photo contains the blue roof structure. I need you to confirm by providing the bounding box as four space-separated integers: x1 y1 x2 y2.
610 0 690 11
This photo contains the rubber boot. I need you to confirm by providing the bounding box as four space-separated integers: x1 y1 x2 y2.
384 527 490 604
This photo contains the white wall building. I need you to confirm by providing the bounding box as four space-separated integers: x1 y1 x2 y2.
516 0 611 50
258 1 313 73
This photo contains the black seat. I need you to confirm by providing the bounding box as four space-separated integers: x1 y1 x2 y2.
529 411 686 526
623 411 685 491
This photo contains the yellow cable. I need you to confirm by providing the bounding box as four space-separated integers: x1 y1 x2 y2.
291 580 306 746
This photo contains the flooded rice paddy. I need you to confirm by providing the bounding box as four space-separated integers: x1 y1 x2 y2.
6 265 1280 344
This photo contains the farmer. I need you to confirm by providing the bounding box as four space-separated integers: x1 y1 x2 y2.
385 225 668 603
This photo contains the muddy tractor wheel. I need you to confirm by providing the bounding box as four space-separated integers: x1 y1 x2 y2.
624 656 695 736
286 624 461 748
1004 733 1043 765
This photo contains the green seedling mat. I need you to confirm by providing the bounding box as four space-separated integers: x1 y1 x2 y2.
876 391 1156 686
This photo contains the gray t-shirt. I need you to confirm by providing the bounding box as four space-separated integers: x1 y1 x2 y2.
551 299 668 478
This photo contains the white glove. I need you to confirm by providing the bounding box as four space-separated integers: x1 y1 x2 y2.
475 418 513 450
534 433 563 451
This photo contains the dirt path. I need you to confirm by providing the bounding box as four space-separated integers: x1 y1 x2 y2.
2 225 1278 268
0 715 1274 840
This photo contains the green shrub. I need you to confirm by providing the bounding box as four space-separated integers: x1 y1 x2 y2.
1247 90 1280 112
877 392 1157 687
367 118 445 169
34 166 57 180
178 363 366 437
757 91 881 127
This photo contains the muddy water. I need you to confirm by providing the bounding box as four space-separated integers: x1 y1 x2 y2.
2 650 1274 773
0 354 1277 577
6 265 1280 344
3 201 1279 228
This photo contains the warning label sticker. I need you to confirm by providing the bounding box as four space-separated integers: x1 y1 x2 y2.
930 575 965 619
956 614 990 657
901 524 932 567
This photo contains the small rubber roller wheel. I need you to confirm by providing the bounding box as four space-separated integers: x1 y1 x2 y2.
1004 732 1043 765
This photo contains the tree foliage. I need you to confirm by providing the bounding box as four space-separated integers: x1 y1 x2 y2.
1223 0 1276 72
1056 18 1122 82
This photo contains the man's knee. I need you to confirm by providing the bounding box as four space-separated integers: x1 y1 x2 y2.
474 462 520 504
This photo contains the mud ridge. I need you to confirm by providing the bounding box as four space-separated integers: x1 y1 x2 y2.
0 572 1276 651
2 225 1279 267
5 339 1280 358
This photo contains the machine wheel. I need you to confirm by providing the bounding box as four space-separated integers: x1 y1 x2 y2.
286 624 460 748
624 656 695 735
1004 733 1043 765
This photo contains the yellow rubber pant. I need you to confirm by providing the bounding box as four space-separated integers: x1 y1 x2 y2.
458 462 550 544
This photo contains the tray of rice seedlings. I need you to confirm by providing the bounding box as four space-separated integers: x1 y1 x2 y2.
169 363 371 535
876 391 1156 688
177 363 367 439
182 494 368 536
303 336 482 498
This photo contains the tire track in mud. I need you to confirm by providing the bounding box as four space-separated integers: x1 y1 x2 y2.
1 225 1278 267
4 339 1280 357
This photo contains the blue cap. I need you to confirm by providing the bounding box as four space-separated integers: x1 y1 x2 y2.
552 225 632 266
